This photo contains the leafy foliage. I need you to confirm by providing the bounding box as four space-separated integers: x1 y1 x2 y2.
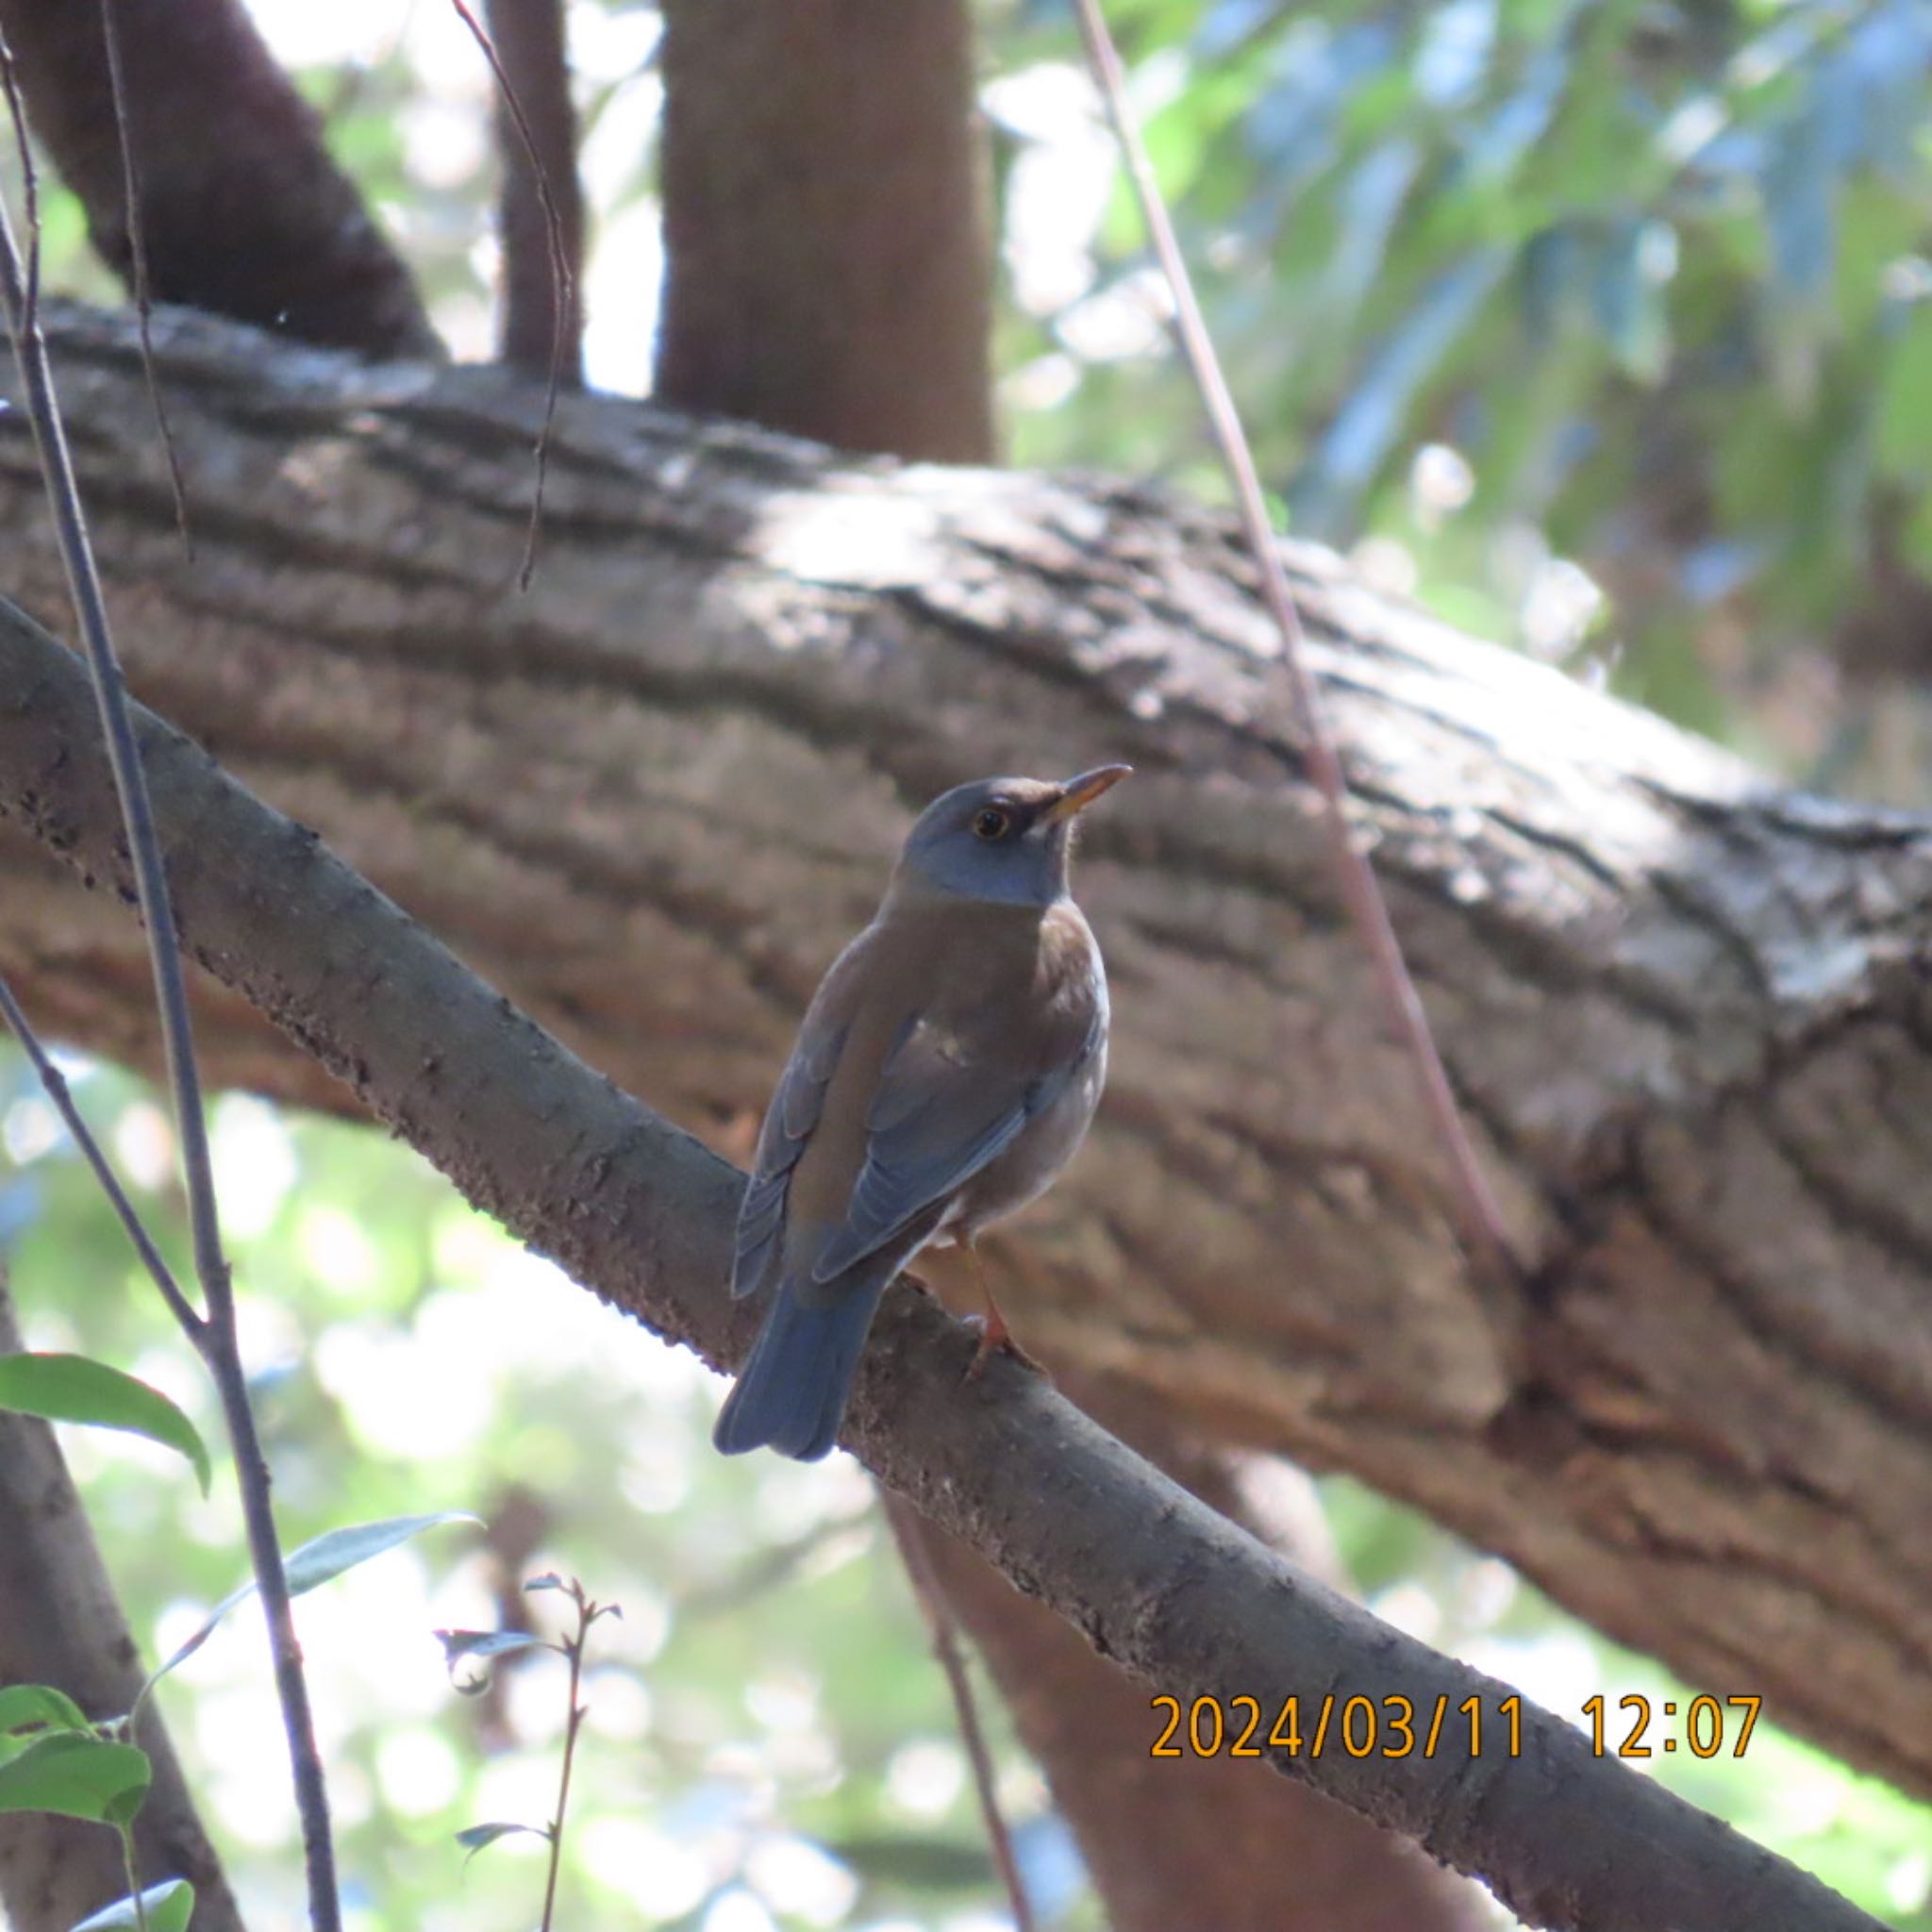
992 0 1932 799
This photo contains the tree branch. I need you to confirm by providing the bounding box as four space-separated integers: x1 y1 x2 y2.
0 0 438 358
0 582 1890 1932
1 304 1930 1803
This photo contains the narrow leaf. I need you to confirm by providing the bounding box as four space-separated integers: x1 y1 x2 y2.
435 1629 548 1664
456 1820 550 1866
523 1572 566 1593
0 1734 149 1824
70 1877 194 1932
142 1511 479 1698
0 1354 210 1494
283 1511 479 1595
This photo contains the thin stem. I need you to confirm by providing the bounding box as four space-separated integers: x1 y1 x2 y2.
95 0 193 552
1069 0 1520 1291
538 1588 591 1932
0 159 341 1932
444 0 571 591
0 23 39 323
0 973 201 1336
883 1492 1034 1932
117 1823 151 1932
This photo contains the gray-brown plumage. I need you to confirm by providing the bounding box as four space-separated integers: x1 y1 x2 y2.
713 767 1128 1459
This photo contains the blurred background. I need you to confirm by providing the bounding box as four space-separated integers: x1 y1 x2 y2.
4 0 1932 1925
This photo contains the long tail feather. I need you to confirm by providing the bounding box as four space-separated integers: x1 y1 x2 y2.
712 1280 885 1461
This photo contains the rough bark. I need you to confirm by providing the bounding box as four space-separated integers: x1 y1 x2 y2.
482 0 584 384
920 1369 1491 1932
655 0 993 460
0 0 439 359
1 306 1931 1807
0 589 1883 1932
0 1282 245 1932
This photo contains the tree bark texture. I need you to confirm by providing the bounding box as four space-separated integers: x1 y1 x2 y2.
655 0 993 461
0 0 439 359
0 590 1882 1932
0 1282 244 1932
1 306 1930 1806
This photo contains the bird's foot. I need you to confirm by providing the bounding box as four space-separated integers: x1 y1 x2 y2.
961 1311 1043 1382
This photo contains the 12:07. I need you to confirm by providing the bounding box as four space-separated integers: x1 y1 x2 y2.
1582 1694 1762 1758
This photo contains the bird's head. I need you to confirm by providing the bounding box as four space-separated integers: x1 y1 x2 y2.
891 766 1130 908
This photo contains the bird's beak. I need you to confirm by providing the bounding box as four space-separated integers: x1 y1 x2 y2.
1042 764 1132 825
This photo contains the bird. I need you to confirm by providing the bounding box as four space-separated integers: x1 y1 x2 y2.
712 765 1129 1460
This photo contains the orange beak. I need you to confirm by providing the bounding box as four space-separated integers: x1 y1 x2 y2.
1041 764 1132 825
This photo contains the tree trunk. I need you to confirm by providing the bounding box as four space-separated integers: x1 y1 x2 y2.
2 304 1930 1803
655 0 992 460
0 1281 245 1932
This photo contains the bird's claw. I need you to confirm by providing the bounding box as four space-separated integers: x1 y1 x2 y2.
961 1313 1043 1383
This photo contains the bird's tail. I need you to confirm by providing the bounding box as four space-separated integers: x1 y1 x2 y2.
712 1279 886 1461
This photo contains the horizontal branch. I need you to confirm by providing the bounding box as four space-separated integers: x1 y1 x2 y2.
1 303 1930 1799
0 586 1885 1931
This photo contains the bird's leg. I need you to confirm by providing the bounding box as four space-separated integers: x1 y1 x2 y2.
960 1238 1040 1381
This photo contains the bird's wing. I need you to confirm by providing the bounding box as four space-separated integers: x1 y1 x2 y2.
806 1002 1101 1291
730 945 867 1302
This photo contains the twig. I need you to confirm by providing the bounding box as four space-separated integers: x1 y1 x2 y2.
94 0 193 555
0 158 341 1932
0 24 38 325
0 973 200 1335
882 1491 1035 1932
482 0 584 385
1069 0 1519 1290
444 0 572 591
537 1581 596 1932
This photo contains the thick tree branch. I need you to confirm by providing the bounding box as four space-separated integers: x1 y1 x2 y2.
0 586 1884 1932
919 1366 1491 1932
0 0 438 358
1 305 1930 1803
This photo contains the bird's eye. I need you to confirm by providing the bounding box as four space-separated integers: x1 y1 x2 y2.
972 806 1012 841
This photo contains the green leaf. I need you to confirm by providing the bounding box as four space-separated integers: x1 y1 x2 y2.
71 1878 194 1932
143 1512 479 1695
0 1684 91 1738
455 1820 550 1866
0 1354 210 1495
436 1629 548 1664
0 1734 150 1824
435 1627 548 1692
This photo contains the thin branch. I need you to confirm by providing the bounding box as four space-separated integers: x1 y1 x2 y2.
0 163 341 1932
444 0 572 591
537 1581 595 1932
94 0 192 554
482 0 584 385
0 23 37 324
0 972 201 1336
1068 0 1519 1291
882 1491 1035 1932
